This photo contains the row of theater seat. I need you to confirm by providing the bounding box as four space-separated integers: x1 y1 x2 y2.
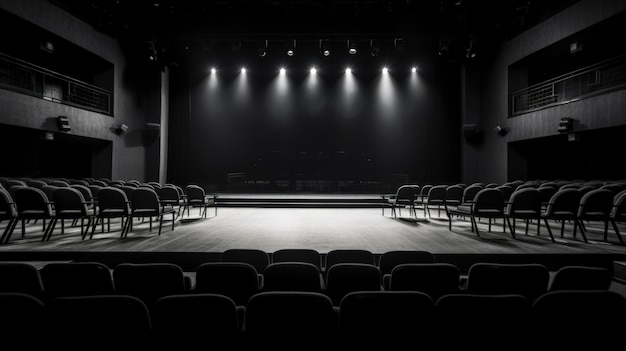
1 286 623 348
0 249 623 348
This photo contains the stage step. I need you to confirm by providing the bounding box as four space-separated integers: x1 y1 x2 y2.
214 193 387 208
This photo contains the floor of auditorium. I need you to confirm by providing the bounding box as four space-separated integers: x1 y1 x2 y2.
2 199 626 271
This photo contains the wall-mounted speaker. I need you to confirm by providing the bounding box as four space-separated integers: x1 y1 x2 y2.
116 124 129 134
57 116 71 132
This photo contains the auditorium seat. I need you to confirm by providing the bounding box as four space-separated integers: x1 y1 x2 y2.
465 262 550 303
272 248 322 270
548 265 613 291
0 292 46 346
39 261 114 299
243 291 337 347
194 262 260 306
112 262 187 310
46 294 152 348
152 293 243 347
0 262 45 300
324 263 382 306
338 290 436 348
262 262 324 292
435 293 533 349
388 263 461 301
378 250 435 290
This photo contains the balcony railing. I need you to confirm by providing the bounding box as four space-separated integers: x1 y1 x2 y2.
510 54 626 116
0 52 112 115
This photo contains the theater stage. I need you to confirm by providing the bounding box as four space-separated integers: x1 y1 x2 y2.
2 193 626 277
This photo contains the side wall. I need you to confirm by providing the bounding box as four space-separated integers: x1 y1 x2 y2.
462 0 626 184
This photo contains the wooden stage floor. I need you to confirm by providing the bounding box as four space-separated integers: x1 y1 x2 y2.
2 192 626 274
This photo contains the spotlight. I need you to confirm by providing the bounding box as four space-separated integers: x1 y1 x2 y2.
287 40 296 56
279 67 286 74
370 39 380 57
210 68 216 74
345 68 352 74
241 67 246 74
320 39 330 56
348 40 357 55
257 40 268 57
382 67 388 74
310 67 317 75
411 66 417 72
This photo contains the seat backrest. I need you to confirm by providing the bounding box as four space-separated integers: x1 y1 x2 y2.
152 293 241 347
435 293 532 348
338 291 435 347
445 185 464 205
130 187 160 212
577 188 614 217
611 189 626 219
426 185 447 204
14 186 53 215
0 187 18 218
272 248 322 269
0 292 46 346
112 263 187 308
40 262 114 298
533 290 626 348
495 185 514 202
544 188 582 215
472 188 505 215
185 184 206 202
506 187 542 213
461 184 483 203
0 262 45 300
389 263 461 301
52 187 87 214
378 250 435 276
97 187 130 212
262 262 323 292
244 291 337 342
395 185 416 204
194 262 260 305
221 248 270 274
465 262 549 302
324 249 375 272
70 184 94 203
548 265 613 291
46 295 152 348
159 185 181 204
324 263 382 306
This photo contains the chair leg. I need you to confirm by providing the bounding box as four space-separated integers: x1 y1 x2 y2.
574 220 588 243
543 219 556 243
611 220 625 246
471 215 480 237
506 217 515 238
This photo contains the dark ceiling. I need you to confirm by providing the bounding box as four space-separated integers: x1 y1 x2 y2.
48 0 579 65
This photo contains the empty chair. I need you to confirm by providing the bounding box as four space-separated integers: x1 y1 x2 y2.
443 184 464 223
46 295 152 348
577 188 624 245
388 184 417 218
184 184 217 218
610 189 626 244
533 290 626 348
112 262 187 310
152 293 243 347
262 262 324 292
389 263 461 301
378 250 435 290
39 261 114 299
0 292 47 346
50 186 96 240
541 188 583 241
324 249 375 274
0 262 45 300
504 187 543 240
465 262 549 303
548 265 613 291
449 188 507 236
414 184 432 217
222 248 269 285
435 294 533 349
127 187 176 237
272 248 322 270
194 262 260 306
90 186 132 239
425 184 447 219
243 291 337 346
158 184 183 218
338 291 436 348
11 186 57 242
0 187 18 244
324 263 382 306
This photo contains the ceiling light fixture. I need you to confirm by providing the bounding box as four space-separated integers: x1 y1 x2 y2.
348 40 357 55
320 39 330 56
287 40 296 56
257 40 268 57
370 39 380 57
